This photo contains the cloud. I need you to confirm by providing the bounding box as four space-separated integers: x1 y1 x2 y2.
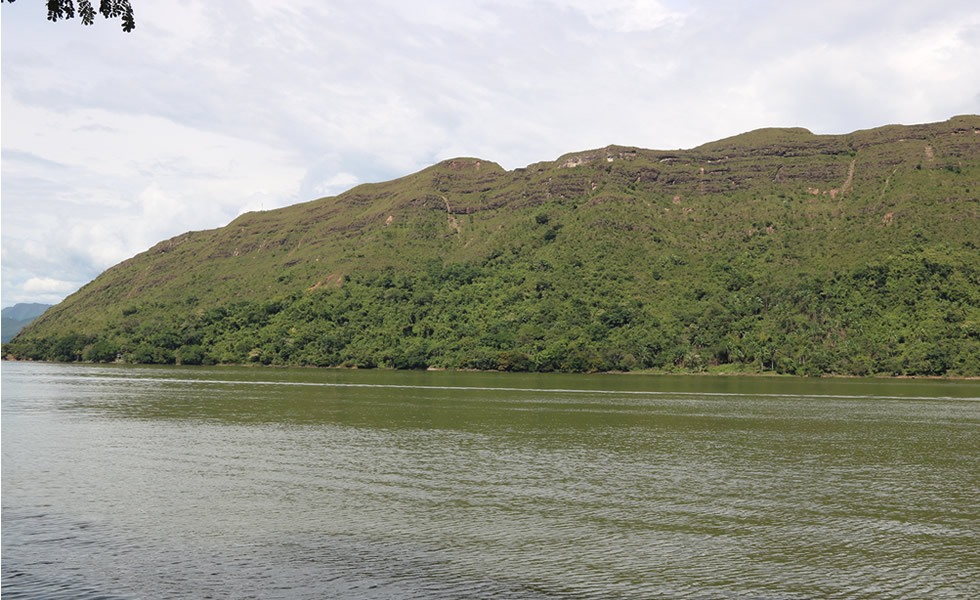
558 0 687 32
22 277 78 294
312 173 361 198
2 149 70 170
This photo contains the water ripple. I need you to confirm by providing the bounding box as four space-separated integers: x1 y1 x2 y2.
3 363 978 599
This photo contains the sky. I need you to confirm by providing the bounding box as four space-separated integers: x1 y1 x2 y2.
2 0 979 308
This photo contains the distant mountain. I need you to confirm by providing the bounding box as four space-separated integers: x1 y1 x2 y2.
4 116 979 376
2 303 53 343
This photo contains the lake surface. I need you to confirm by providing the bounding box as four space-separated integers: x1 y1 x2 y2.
2 362 978 599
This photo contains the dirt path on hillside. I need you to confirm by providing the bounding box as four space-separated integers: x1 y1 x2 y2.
442 196 462 237
842 158 855 192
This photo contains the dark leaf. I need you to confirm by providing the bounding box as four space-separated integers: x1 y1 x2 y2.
79 0 95 25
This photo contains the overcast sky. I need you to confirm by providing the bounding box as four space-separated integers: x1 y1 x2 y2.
2 0 978 308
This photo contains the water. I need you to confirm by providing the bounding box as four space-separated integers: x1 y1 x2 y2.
2 362 978 599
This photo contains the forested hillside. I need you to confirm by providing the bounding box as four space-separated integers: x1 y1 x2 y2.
5 116 979 376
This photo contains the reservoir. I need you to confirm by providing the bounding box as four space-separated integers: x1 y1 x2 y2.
2 362 978 598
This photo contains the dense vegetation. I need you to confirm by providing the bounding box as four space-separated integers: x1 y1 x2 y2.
5 116 979 376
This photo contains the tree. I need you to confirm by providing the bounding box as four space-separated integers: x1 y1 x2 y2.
2 0 135 32
84 338 119 362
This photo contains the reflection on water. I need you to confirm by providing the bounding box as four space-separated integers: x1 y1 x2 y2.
3 362 979 599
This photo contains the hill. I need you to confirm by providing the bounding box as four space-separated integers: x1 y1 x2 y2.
1 303 53 343
4 116 979 376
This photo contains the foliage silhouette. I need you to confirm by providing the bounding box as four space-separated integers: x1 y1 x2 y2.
2 0 135 32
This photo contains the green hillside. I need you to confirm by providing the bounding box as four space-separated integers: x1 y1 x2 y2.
5 116 980 376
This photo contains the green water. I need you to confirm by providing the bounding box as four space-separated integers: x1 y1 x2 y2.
2 362 978 599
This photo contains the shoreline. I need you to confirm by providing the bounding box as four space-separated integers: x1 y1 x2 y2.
4 356 979 381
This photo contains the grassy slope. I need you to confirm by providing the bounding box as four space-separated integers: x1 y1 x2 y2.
9 116 980 374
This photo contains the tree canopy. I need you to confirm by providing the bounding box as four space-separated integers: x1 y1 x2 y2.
2 0 135 32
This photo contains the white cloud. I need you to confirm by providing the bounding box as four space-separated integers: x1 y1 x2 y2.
313 173 361 198
558 0 686 32
22 277 78 293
